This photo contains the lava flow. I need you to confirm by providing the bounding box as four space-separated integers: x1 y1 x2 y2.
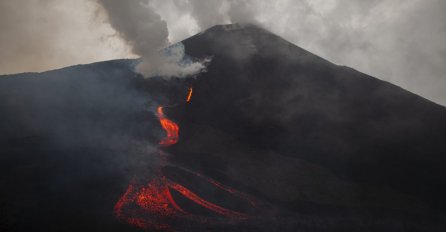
157 106 179 146
186 87 193 103
114 86 255 230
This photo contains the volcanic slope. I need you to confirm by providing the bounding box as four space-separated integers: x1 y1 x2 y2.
171 24 446 230
1 24 446 231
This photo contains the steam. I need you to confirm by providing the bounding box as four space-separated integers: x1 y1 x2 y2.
226 0 257 26
188 0 227 30
97 0 208 78
2 0 446 104
187 0 258 30
156 43 211 78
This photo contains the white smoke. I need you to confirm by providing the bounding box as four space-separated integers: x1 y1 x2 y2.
146 42 211 78
97 0 209 78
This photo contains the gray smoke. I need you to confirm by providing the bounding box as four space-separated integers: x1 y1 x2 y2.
188 0 227 30
187 0 258 30
227 0 257 25
97 0 208 78
1 0 446 105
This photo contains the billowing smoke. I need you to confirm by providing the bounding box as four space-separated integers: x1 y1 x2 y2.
97 0 208 78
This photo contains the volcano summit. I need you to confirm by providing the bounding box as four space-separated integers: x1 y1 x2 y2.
1 24 446 231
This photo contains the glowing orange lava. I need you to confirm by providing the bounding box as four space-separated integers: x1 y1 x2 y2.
186 87 193 103
113 179 180 230
114 86 255 230
167 180 248 219
157 106 179 146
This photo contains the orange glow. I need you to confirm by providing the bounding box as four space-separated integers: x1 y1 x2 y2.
192 171 256 207
157 106 179 146
114 179 181 230
114 171 251 229
167 180 248 219
114 86 257 230
186 87 193 103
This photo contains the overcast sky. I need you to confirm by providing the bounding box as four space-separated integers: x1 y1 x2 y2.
1 0 445 106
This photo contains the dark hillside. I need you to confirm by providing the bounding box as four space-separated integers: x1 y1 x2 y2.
1 24 445 231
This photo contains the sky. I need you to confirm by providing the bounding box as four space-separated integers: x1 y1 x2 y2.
0 0 445 106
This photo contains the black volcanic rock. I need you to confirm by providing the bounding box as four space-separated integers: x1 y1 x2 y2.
1 24 446 231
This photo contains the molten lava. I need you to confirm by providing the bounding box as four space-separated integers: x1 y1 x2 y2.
157 106 179 146
186 87 193 103
114 86 256 230
167 180 248 219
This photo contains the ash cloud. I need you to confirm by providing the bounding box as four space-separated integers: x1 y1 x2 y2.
97 0 209 78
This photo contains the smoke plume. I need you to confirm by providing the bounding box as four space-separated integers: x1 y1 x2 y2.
97 0 208 78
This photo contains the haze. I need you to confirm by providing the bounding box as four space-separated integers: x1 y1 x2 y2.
1 0 445 106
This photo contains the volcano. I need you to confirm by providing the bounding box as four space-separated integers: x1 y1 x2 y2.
1 24 446 231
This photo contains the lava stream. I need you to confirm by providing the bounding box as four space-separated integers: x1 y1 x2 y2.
114 86 255 230
166 180 248 219
157 106 179 146
186 87 193 103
